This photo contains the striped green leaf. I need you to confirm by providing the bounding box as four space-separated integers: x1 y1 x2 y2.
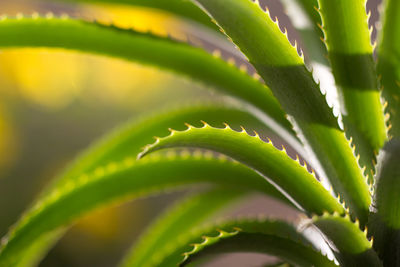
191 0 371 224
317 0 386 181
377 0 400 138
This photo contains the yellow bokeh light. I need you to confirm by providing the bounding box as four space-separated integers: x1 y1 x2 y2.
0 4 185 110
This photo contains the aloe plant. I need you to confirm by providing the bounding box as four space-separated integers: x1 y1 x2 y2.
0 0 399 266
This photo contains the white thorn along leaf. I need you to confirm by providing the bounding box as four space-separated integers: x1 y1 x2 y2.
182 230 235 259
252 130 261 139
382 100 388 110
222 122 231 130
184 122 195 130
311 63 341 120
248 0 305 64
264 6 271 17
168 127 176 134
354 218 360 228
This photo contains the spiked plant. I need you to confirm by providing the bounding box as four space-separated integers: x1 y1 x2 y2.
0 0 399 266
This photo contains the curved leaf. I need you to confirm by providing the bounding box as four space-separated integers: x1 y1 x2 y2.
139 123 344 215
179 218 335 267
191 0 371 224
56 0 326 65
312 212 381 266
377 0 400 138
0 16 294 141
53 103 301 191
0 153 288 266
120 188 248 267
23 104 285 267
317 0 386 180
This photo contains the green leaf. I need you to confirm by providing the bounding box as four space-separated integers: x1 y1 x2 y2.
0 16 294 140
53 103 302 192
56 0 327 65
312 212 381 266
25 104 286 267
317 0 386 181
120 188 249 267
10 229 65 267
179 218 335 267
377 0 400 138
0 153 288 266
139 123 344 215
376 143 400 222
369 139 400 266
191 0 371 224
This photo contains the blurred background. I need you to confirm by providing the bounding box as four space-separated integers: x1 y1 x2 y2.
0 0 380 266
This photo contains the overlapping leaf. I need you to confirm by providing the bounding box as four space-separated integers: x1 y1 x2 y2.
179 218 335 267
190 0 371 224
369 139 400 266
52 103 300 191
280 0 327 65
312 212 381 266
0 16 295 143
120 188 248 267
377 0 400 138
317 0 386 181
5 104 289 267
0 153 288 266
